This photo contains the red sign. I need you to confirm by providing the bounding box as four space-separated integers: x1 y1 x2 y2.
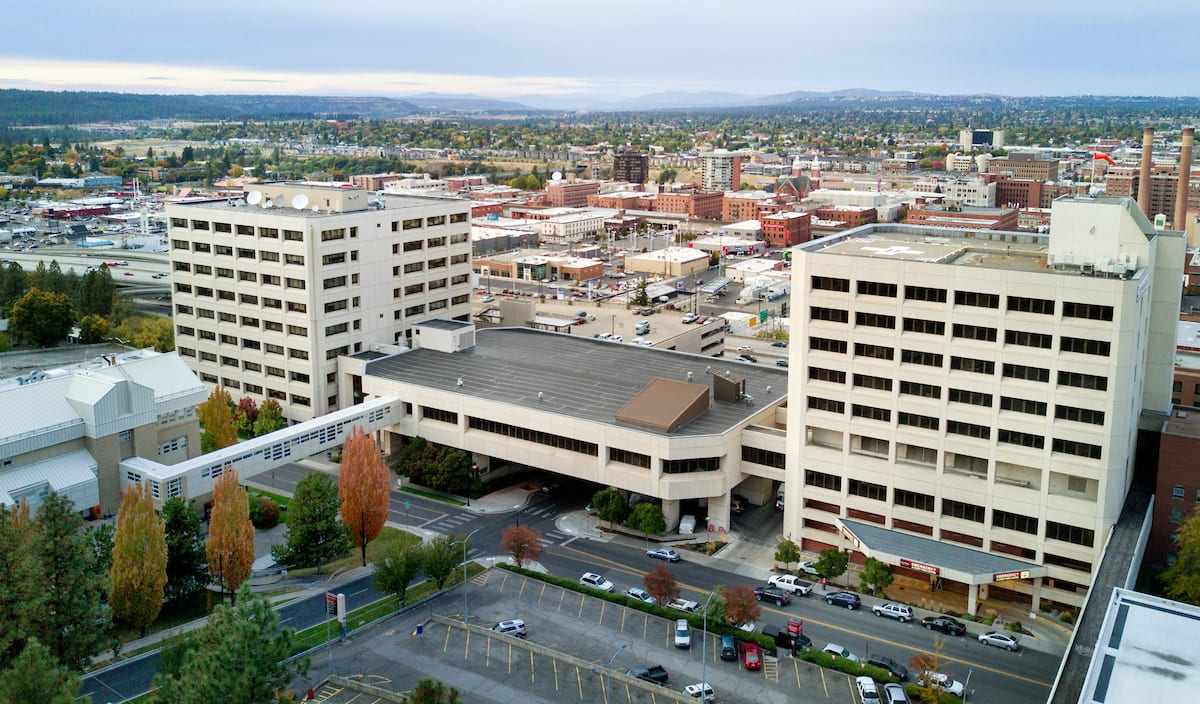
325 592 338 615
900 559 940 576
993 570 1030 582
787 619 804 635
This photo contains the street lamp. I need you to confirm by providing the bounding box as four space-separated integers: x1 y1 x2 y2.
700 589 718 697
963 668 974 703
451 527 483 623
606 642 629 669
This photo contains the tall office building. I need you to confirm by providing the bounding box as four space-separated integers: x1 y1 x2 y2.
699 150 741 192
612 151 650 186
784 196 1183 614
166 183 472 422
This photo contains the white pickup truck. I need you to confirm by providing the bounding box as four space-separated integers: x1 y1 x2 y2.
666 598 700 613
767 574 814 595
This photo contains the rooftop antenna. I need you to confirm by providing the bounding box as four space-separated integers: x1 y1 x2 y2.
291 194 309 210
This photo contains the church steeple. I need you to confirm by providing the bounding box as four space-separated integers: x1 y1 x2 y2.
810 154 821 190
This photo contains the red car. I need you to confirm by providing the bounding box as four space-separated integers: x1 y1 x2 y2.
740 642 762 671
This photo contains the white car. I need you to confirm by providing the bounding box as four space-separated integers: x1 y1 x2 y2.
674 619 692 648
681 313 699 323
822 643 860 663
978 631 1021 651
681 682 714 702
767 574 813 595
918 671 964 696
736 345 753 353
625 587 656 605
856 676 881 704
796 561 821 576
579 572 615 592
872 602 913 623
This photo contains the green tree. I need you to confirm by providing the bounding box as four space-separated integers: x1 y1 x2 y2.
84 522 115 579
402 678 460 704
32 493 110 671
0 262 27 316
774 538 801 571
424 446 479 495
0 638 89 704
627 502 666 542
373 543 424 602
198 386 237 453
815 548 849 587
859 557 894 597
109 482 168 637
422 534 464 590
271 472 350 572
394 436 437 486
161 497 209 603
76 314 111 344
704 586 727 627
151 586 308 704
253 398 286 436
234 397 259 437
9 288 74 347
629 281 650 307
591 487 627 527
0 502 42 669
1162 508 1200 603
76 267 114 317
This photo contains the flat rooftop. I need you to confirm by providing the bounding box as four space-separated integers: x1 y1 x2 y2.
800 223 1054 274
364 327 787 437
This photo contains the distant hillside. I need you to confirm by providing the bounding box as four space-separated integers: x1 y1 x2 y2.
403 93 534 111
0 90 422 127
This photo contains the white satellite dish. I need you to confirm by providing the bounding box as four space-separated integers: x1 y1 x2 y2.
263 198 274 209
246 190 262 206
311 204 319 213
551 171 563 181
291 194 309 210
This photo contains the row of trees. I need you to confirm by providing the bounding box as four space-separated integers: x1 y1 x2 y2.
198 386 288 452
591 488 667 540
638 563 762 631
393 437 478 495
774 538 895 596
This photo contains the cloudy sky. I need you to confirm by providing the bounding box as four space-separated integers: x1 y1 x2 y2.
2 0 1194 102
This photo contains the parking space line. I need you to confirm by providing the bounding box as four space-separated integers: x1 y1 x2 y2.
578 593 586 619
443 623 451 654
464 630 470 659
519 579 526 597
553 657 559 691
600 673 609 704
624 682 633 703
576 666 584 701
558 589 565 611
599 601 605 626
530 650 535 684
643 614 648 641
487 636 491 669
819 666 828 697
500 570 509 589
508 641 513 674
620 608 626 633
844 674 855 701
794 658 801 689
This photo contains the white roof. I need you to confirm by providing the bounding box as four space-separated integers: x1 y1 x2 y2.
0 448 98 509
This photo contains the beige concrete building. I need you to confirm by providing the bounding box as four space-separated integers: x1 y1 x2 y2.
625 246 710 278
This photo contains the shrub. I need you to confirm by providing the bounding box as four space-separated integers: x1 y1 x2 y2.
1005 620 1023 633
249 495 281 529
1060 611 1075 625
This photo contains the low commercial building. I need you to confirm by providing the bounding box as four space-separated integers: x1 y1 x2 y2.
625 246 710 279
539 212 605 244
905 198 1019 230
760 211 812 248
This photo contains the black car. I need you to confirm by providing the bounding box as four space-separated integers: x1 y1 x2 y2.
866 654 909 681
753 586 790 606
736 354 758 363
824 591 861 610
920 615 967 636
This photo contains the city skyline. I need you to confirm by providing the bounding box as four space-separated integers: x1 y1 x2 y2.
3 0 1197 107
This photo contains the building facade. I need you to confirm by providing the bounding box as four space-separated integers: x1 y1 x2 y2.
985 153 1059 182
784 197 1184 614
699 150 741 192
612 152 650 186
166 183 473 423
546 180 601 208
759 211 812 248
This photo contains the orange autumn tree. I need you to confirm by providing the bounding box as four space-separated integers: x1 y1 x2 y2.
109 482 168 637
206 468 255 599
339 427 392 567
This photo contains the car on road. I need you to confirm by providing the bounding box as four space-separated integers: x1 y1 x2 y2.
674 619 691 648
978 631 1021 651
569 290 585 298
882 682 910 704
736 353 758 363
825 591 862 610
479 295 494 303
491 619 527 638
666 598 700 613
775 359 789 367
646 547 681 562
796 561 820 576
681 682 715 702
856 676 881 704
151 272 167 279
123 271 134 276
866 654 909 681
767 574 813 595
920 615 967 635
917 671 964 696
625 587 657 605
740 642 762 671
753 586 790 606
771 341 788 348
872 602 913 622
579 572 615 592
736 345 753 353
822 643 860 663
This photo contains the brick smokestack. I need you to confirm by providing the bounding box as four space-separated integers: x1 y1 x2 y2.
1139 126 1155 217
1174 127 1194 229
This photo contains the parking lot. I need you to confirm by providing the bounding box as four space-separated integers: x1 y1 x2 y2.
310 569 862 704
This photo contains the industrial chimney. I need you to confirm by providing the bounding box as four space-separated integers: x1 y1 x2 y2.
1138 127 1155 217
1174 127 1194 229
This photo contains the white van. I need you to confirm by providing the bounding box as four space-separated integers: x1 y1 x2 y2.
678 515 697 535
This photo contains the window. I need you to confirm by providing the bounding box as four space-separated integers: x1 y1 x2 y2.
285 254 304 266
259 227 278 239
289 348 310 360
287 325 308 337
283 230 303 241
953 323 997 342
265 343 284 355
175 304 194 315
894 489 935 512
291 395 311 407
905 285 947 303
262 274 281 286
289 371 310 383
190 220 209 231
1170 507 1183 524
221 355 238 367
427 257 447 270
857 280 897 298
1058 371 1108 391
1052 438 1102 460
1005 330 1053 349
215 244 233 256
176 326 194 337
899 444 938 465
219 332 237 344
242 339 260 350
852 404 891 422
1007 296 1055 315
263 320 283 332
1001 397 1048 416
903 318 945 335
426 215 446 226
1046 521 1095 547
899 381 941 398
993 510 1038 534
947 420 991 439
215 267 233 279
267 388 287 400
898 412 939 430
260 250 280 262
954 291 999 308
403 262 424 274
804 469 842 491
450 212 468 224
811 275 850 292
856 312 896 329
854 343 894 360
172 238 189 249
325 322 348 336
427 236 447 247
194 264 212 275
174 262 192 272
853 374 892 391
320 228 346 241
1003 363 1050 383
811 306 849 323
195 286 213 298
217 290 235 302
741 446 785 469
325 299 348 313
287 301 307 314
1063 302 1113 321
948 388 993 407
809 367 846 384
238 270 257 282
848 478 887 502
193 241 211 253
402 240 423 253
175 283 192 294
199 330 216 340
808 396 845 414
942 498 985 523
403 218 422 230
950 357 998 374
267 366 285 378
610 448 651 469
1060 336 1111 356
1055 405 1105 425
1172 485 1185 500
322 252 346 265
901 349 942 367
810 337 847 354
199 351 217 362
236 225 254 236
855 436 889 456
214 222 232 234
998 429 1045 449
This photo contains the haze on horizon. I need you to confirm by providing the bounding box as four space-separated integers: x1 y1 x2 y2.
2 0 1195 104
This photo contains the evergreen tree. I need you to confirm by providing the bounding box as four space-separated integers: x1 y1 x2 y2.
271 472 350 572
162 497 209 603
31 493 110 671
0 503 42 669
0 637 88 704
110 483 168 636
205 469 255 599
339 427 392 566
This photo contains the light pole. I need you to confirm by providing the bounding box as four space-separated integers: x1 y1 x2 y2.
451 527 483 623
963 668 974 703
700 589 718 697
606 642 629 669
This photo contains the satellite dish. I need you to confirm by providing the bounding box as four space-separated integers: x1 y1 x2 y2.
246 190 262 205
291 194 309 210
552 171 563 181
263 198 274 209
311 204 319 213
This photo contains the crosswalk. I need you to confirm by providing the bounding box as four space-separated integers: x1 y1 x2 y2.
420 510 575 548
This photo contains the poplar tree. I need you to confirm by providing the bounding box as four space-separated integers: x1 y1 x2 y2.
339 427 392 566
198 386 237 452
205 469 255 600
110 483 168 637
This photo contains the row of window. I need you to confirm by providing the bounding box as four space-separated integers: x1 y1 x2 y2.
811 276 1114 321
193 369 311 407
173 214 466 236
809 318 1109 357
178 318 361 339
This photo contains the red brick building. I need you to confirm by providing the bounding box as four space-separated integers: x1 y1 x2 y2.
470 202 504 218
587 192 655 210
722 192 774 222
1150 410 1200 566
655 191 723 220
994 177 1045 210
905 199 1019 230
546 180 601 207
813 205 877 228
759 211 812 248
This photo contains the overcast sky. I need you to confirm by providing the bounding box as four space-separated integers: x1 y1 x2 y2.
2 0 1194 101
